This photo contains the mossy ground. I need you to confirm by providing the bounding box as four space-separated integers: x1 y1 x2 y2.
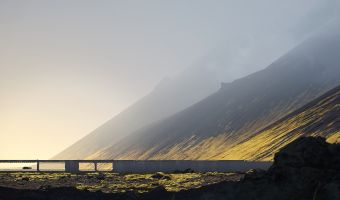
0 172 242 193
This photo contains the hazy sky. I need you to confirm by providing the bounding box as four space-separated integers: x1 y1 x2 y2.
0 0 338 159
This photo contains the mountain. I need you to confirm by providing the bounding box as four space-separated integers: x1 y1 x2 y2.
87 27 340 160
54 30 294 160
54 64 221 159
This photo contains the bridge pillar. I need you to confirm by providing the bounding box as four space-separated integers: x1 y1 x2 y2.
94 162 97 172
37 161 40 172
65 161 79 173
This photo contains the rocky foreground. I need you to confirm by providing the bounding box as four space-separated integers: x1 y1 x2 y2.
0 137 339 200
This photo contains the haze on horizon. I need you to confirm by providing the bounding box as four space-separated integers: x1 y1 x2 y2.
0 0 339 159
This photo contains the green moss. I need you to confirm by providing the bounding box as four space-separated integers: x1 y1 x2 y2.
0 172 240 193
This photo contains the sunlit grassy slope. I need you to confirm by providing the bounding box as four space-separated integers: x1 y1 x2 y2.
88 85 339 161
218 85 340 161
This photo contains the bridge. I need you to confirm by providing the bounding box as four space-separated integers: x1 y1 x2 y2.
0 160 272 173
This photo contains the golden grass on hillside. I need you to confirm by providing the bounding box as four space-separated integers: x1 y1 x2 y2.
326 132 340 143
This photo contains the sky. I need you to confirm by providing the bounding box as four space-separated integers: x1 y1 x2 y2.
0 0 338 159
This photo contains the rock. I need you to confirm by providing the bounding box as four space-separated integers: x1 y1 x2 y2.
272 137 331 169
142 186 171 200
150 186 167 193
173 168 195 173
21 177 29 181
96 173 106 180
151 172 171 180
22 167 32 170
39 185 52 191
183 168 195 173
244 168 266 180
315 182 340 200
328 143 340 170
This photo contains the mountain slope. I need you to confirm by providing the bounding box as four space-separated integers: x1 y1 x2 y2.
88 27 340 160
218 85 340 161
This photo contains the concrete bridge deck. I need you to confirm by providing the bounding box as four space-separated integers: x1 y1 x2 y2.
0 160 272 173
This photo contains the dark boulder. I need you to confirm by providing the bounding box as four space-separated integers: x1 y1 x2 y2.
21 177 29 181
271 137 337 170
96 173 106 180
173 168 195 173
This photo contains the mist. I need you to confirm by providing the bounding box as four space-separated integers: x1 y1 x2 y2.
0 0 339 159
